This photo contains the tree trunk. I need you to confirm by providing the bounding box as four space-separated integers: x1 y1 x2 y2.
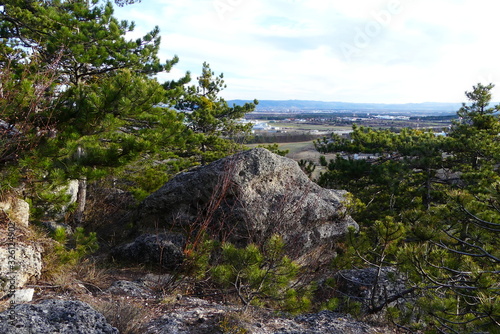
74 177 87 224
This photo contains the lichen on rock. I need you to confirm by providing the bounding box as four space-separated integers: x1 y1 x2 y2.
136 148 358 267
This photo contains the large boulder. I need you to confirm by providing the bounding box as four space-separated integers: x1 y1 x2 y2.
0 299 118 334
111 233 185 270
0 243 43 299
136 148 357 265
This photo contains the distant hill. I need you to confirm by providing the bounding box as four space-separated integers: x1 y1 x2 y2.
228 100 464 114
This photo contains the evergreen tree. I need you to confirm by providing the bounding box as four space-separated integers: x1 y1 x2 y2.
316 126 448 223
1 1 258 223
210 235 310 313
456 83 500 130
0 52 60 173
169 62 258 164
449 83 500 174
0 0 172 80
0 0 192 221
410 84 500 332
316 84 500 332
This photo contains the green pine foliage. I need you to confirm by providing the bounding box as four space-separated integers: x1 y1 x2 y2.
183 236 220 280
42 225 99 284
51 227 99 266
40 225 99 288
316 83 500 332
188 234 311 314
170 62 258 164
0 0 256 210
1 0 187 198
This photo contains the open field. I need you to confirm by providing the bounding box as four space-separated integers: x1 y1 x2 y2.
247 113 455 132
247 140 321 159
245 113 455 179
246 140 337 179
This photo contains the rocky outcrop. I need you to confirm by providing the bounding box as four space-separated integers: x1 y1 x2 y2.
144 296 388 334
111 233 185 270
280 311 387 334
0 243 43 299
0 198 43 299
106 280 155 299
144 297 236 334
136 148 357 265
334 267 414 315
0 299 118 334
0 198 30 227
0 293 391 334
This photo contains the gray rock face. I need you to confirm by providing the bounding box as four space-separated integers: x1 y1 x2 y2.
111 233 186 269
106 280 155 299
278 311 384 334
0 299 118 334
0 198 30 227
9 288 34 303
144 297 387 334
0 198 42 299
137 148 357 265
0 243 43 299
334 267 414 315
144 297 229 334
0 295 389 334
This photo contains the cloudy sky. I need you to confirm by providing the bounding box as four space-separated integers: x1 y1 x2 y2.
113 0 500 103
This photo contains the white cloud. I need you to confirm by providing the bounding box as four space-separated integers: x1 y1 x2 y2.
114 0 500 103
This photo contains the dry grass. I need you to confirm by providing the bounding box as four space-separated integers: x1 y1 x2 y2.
0 212 48 246
41 250 110 295
216 309 264 334
74 259 111 291
0 300 9 313
91 297 147 334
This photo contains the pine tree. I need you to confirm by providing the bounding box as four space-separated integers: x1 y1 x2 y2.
316 126 448 223
1 1 259 223
449 83 500 174
0 0 191 221
210 235 310 313
169 62 258 164
410 84 500 332
316 84 500 331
